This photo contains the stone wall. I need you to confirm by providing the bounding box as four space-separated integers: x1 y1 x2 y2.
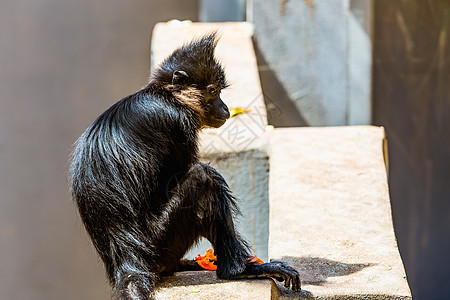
251 0 373 126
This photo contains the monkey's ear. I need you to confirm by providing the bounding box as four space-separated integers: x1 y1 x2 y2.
172 70 189 85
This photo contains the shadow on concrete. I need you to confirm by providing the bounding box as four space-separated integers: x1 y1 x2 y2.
158 256 372 299
158 269 312 298
278 256 373 286
271 256 373 299
252 39 309 128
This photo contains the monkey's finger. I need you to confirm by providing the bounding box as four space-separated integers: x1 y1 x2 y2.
278 266 300 291
292 275 301 291
284 276 292 289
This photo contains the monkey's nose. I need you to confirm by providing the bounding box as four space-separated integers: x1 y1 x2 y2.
222 103 230 119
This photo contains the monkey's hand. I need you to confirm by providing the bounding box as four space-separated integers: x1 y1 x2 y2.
240 261 301 291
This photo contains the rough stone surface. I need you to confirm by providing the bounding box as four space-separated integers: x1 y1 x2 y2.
269 126 412 299
252 0 348 125
151 21 270 261
155 271 272 300
252 0 373 126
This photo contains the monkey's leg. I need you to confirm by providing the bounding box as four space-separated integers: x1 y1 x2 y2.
156 162 300 291
151 162 249 277
180 163 300 291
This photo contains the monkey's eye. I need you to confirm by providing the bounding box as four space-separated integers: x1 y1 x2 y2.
207 85 220 96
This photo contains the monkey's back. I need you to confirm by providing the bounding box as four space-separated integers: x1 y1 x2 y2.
69 90 199 224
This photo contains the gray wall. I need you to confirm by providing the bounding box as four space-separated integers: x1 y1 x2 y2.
373 1 450 298
0 1 197 299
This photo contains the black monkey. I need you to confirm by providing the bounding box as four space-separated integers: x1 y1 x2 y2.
70 33 300 299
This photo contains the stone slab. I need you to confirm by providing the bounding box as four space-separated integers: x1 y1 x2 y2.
155 271 272 300
269 126 411 299
252 1 373 126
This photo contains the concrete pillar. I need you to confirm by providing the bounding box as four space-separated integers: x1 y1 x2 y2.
252 0 373 126
199 0 246 22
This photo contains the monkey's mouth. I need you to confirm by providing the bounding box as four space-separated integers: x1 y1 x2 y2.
209 116 228 128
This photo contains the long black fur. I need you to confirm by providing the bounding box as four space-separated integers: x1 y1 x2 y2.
69 33 299 300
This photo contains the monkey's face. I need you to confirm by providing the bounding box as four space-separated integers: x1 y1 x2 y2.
153 33 231 129
201 84 230 128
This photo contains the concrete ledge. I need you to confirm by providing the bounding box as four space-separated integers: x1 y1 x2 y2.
269 126 411 299
155 271 272 299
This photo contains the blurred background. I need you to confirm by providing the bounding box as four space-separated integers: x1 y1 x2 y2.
0 0 448 299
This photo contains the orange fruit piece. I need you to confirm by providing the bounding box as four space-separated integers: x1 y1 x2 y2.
195 249 264 271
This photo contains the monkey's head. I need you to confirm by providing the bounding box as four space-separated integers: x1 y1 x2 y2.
152 33 230 128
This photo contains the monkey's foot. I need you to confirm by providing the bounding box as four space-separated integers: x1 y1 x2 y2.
240 261 301 292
